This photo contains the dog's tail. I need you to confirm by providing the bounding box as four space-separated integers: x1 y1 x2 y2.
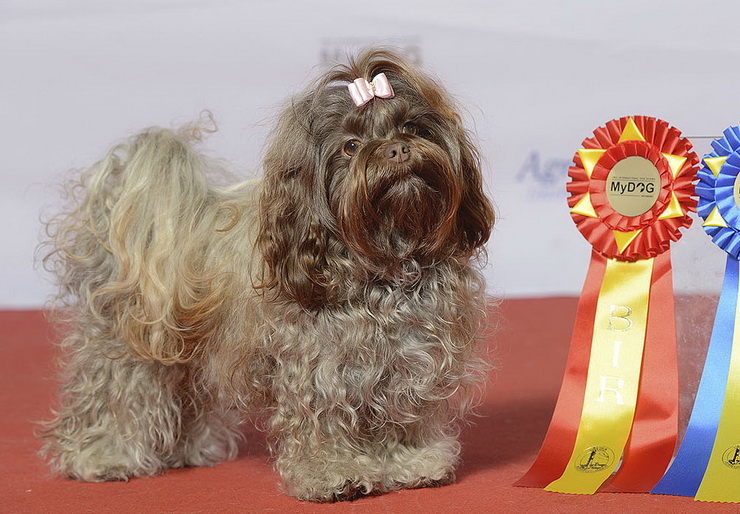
44 119 241 363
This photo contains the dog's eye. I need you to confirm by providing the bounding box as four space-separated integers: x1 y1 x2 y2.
343 139 361 156
402 123 418 135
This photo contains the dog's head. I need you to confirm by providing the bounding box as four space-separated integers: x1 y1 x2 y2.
258 49 494 308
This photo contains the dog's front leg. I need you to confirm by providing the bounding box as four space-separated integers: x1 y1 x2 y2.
266 353 387 502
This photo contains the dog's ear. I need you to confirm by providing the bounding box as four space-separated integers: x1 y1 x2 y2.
404 64 494 258
454 126 495 257
361 50 494 257
257 96 333 309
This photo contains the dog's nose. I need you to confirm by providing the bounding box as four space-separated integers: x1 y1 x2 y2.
385 143 411 164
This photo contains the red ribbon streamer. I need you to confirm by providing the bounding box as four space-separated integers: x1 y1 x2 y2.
515 250 679 491
514 250 604 487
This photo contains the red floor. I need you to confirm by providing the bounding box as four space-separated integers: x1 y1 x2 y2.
2 299 737 513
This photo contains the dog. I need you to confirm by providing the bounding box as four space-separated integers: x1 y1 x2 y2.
40 49 494 502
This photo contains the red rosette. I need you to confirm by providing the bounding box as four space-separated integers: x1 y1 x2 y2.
567 116 698 261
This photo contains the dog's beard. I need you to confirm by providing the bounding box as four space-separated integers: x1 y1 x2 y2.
333 139 462 279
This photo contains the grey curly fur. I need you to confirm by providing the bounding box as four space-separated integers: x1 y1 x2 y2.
40 49 495 502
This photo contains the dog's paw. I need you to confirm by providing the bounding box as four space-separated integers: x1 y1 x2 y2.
292 479 376 503
284 462 454 501
54 451 152 482
283 473 377 502
278 454 385 502
66 463 137 482
384 440 459 491
406 471 456 490
166 431 239 469
43 437 164 482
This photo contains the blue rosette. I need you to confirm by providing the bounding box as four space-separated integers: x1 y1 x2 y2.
653 124 740 501
696 125 740 257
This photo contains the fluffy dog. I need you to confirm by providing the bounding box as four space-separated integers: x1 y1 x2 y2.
41 49 494 502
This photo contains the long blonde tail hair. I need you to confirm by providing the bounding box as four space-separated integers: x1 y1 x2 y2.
44 125 240 363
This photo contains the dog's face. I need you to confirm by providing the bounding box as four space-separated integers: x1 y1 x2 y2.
325 77 475 274
258 50 493 308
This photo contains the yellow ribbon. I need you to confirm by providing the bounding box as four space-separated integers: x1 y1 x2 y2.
546 257 654 494
695 270 740 503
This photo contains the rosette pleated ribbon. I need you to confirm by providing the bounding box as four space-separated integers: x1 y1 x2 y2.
652 125 740 503
515 116 698 495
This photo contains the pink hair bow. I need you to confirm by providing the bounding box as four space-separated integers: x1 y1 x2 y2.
347 73 395 106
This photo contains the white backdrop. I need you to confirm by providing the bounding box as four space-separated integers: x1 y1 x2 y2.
1 0 738 308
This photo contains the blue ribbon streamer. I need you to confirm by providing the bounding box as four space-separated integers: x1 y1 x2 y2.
651 256 737 496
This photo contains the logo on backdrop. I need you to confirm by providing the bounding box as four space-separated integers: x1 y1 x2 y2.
516 151 571 200
319 37 423 66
